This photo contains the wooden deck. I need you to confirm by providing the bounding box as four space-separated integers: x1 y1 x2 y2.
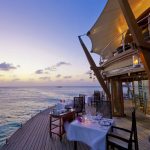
0 108 89 150
0 104 150 150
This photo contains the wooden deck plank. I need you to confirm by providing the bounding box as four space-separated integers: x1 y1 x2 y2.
44 130 51 150
23 109 49 150
37 117 49 150
12 112 45 150
22 114 46 150
2 114 38 150
33 114 49 150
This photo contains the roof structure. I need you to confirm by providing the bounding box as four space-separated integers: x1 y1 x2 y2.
87 0 150 59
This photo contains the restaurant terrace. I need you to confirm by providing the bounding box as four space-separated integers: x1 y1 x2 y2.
1 0 150 150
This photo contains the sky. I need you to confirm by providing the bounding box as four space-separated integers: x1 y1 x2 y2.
0 0 107 86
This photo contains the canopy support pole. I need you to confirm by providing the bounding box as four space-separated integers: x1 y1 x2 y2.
117 0 150 78
78 36 111 100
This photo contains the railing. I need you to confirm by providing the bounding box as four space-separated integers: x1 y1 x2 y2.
99 13 150 66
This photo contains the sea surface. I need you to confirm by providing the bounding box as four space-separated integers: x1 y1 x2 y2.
0 86 100 147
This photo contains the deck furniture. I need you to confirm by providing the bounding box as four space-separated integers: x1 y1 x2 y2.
79 94 86 112
49 110 75 140
73 97 84 116
67 116 114 150
91 91 100 106
96 100 112 119
106 109 139 150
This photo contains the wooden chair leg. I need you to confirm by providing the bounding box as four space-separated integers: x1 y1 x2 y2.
74 141 77 150
49 116 52 138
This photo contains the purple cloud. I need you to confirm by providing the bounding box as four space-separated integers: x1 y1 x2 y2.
0 62 17 71
79 79 84 81
56 61 71 67
45 67 56 71
11 78 20 81
85 70 91 75
35 69 43 74
64 76 72 79
39 77 50 80
56 74 61 78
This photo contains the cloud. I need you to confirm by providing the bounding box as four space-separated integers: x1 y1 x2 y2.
11 78 20 81
17 65 21 68
0 62 18 71
64 76 72 79
36 61 71 75
55 61 71 67
35 69 43 74
56 74 61 78
79 79 84 81
45 67 56 71
85 70 91 75
44 71 49 74
39 77 50 80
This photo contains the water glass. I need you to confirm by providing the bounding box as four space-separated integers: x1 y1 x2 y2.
86 110 91 119
96 112 103 120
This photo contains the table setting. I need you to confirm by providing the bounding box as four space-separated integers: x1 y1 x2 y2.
50 99 74 116
66 112 114 150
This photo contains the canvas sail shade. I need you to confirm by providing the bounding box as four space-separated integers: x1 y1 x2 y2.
87 0 150 59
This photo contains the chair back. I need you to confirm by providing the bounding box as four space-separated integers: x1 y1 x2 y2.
94 91 100 101
129 108 139 150
96 100 112 119
100 91 105 100
79 94 85 112
73 97 84 115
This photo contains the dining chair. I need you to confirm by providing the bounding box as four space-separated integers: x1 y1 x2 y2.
79 94 86 113
73 96 84 116
91 91 100 106
106 108 139 150
96 100 112 119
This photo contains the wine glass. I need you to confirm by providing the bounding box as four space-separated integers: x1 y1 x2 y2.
96 112 103 120
86 110 92 121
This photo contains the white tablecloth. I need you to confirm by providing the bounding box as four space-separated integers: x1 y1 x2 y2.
67 118 114 150
55 100 74 110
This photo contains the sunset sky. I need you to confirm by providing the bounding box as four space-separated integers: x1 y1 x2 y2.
0 0 107 86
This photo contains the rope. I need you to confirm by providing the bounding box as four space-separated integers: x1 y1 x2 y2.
78 33 86 37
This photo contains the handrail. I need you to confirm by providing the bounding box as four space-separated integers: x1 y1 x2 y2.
100 14 150 58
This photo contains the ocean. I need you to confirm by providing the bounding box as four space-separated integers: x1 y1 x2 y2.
0 86 100 147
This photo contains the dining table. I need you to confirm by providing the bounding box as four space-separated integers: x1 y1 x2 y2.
66 116 114 150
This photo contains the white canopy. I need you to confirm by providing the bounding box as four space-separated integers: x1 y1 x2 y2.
87 0 150 59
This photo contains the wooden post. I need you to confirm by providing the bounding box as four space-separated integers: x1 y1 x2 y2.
110 79 115 116
117 0 150 79
119 79 124 116
78 36 111 100
132 81 136 107
111 78 124 116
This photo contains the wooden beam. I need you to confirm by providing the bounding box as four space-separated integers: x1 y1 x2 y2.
78 36 111 100
117 0 150 79
117 0 150 48
139 50 150 77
